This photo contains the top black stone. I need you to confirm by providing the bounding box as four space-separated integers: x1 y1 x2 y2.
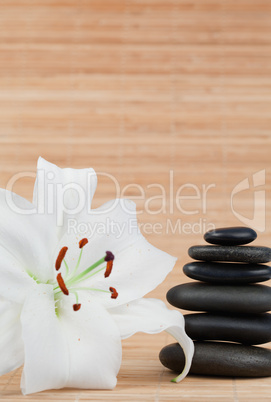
204 226 257 246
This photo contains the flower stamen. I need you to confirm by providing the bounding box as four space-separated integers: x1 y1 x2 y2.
69 251 115 286
70 290 81 312
54 247 118 311
57 273 69 295
79 238 88 248
104 260 113 278
68 238 89 280
55 247 68 271
110 287 118 299
104 251 114 278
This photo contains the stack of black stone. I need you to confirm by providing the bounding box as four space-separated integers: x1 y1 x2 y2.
160 227 271 377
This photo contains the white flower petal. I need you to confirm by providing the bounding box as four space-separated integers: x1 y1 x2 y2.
21 284 122 395
110 298 194 382
33 157 97 239
20 285 68 395
56 199 176 308
0 251 36 303
102 236 177 307
58 198 140 271
0 188 58 283
58 292 122 390
0 298 24 376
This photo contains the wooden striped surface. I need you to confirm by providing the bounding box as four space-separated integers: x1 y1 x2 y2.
0 1 271 400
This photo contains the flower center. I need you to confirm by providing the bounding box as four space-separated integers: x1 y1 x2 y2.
53 238 118 312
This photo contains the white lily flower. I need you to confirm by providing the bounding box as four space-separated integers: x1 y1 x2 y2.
0 157 194 395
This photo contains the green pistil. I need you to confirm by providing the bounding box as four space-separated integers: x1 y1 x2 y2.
66 256 106 286
71 265 107 287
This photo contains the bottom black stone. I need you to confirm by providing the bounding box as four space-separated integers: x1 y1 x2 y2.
159 341 271 377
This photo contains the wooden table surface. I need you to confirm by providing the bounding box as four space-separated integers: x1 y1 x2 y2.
0 1 271 400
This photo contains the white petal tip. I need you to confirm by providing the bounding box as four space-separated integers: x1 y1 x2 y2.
170 363 190 384
171 372 183 383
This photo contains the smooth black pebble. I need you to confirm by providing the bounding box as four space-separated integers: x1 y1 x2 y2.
204 226 257 246
159 341 271 377
167 283 271 314
188 245 271 264
184 313 271 345
183 261 271 284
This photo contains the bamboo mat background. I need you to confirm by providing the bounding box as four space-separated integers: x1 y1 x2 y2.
0 0 271 400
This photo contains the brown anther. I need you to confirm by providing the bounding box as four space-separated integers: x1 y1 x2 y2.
73 303 81 311
109 287 118 299
55 247 68 271
79 238 88 249
104 260 113 278
57 273 69 295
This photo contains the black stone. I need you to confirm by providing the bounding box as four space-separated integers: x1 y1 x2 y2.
167 283 271 314
159 341 271 377
188 245 271 264
183 261 271 284
184 313 271 345
204 226 257 246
